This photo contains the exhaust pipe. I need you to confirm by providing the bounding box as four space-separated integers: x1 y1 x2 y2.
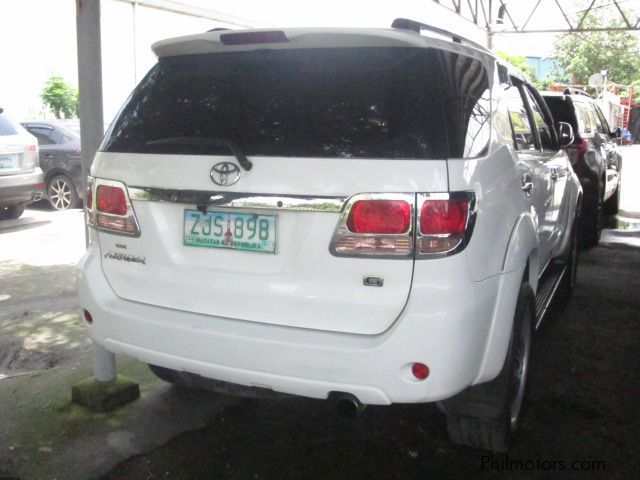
331 392 366 419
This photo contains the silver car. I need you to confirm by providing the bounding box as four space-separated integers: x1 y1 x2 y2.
0 108 44 220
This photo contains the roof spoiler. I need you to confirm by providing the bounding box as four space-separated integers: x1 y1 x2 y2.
391 18 489 53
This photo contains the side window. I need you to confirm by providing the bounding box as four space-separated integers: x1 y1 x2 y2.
49 129 65 144
594 104 611 133
463 88 491 158
504 82 537 152
27 126 54 145
524 87 555 151
575 102 592 135
588 103 604 133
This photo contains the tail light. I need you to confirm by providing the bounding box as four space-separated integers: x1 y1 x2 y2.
24 144 39 168
86 177 140 236
330 194 414 258
566 138 587 166
416 192 475 256
330 192 475 259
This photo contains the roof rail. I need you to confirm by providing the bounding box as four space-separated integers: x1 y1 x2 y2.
391 18 489 53
563 87 592 98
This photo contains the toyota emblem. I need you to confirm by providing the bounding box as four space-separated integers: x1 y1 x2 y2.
210 162 241 186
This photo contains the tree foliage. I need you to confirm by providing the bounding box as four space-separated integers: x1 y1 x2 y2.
496 50 537 81
41 75 78 119
552 12 640 86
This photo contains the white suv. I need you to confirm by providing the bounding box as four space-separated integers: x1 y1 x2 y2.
78 19 582 452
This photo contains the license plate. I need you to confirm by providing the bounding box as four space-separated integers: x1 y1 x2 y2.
0 155 16 169
184 209 277 253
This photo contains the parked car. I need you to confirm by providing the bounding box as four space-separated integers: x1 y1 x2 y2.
542 89 622 246
21 120 83 210
0 108 44 220
78 20 582 452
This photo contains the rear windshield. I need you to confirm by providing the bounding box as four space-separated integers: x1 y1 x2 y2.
0 114 19 136
102 47 490 159
543 96 578 133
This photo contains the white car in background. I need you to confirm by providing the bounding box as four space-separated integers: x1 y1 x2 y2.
78 19 582 452
0 108 44 219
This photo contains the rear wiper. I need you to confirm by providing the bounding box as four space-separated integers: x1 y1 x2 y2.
146 136 252 171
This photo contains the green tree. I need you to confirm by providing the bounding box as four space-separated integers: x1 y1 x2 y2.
496 50 537 81
41 75 78 119
552 13 640 86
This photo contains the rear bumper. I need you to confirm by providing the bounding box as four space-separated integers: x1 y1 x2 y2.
0 168 44 206
78 241 522 405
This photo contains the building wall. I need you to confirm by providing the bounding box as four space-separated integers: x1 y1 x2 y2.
0 0 254 123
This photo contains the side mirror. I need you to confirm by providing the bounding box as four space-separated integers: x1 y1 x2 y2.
557 122 574 148
612 127 622 138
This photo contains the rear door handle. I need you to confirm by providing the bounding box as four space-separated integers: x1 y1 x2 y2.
550 168 559 182
521 174 533 194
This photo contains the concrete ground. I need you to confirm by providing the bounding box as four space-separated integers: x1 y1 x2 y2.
1 146 639 479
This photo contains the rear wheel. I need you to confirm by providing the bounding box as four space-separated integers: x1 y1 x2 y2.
557 215 579 300
47 174 80 210
581 183 603 248
604 180 620 215
440 282 534 452
0 203 26 220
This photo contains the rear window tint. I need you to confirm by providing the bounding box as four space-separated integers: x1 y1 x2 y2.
0 114 19 136
102 47 490 159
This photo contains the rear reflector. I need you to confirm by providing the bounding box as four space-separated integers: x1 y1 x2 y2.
411 363 430 380
347 200 411 234
220 31 289 45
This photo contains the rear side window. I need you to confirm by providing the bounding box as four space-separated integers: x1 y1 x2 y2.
504 83 537 152
102 47 490 159
575 102 593 135
0 114 18 136
523 88 555 151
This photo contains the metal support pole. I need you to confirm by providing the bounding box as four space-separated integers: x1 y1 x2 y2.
93 342 117 383
76 0 104 247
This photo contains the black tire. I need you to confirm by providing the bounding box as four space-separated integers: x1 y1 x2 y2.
47 174 80 210
580 183 603 248
440 282 534 452
0 203 26 220
604 180 620 215
557 215 579 300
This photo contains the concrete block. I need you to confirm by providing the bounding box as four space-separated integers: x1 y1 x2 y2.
71 375 140 412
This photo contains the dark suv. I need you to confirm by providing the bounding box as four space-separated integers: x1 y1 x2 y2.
542 89 622 246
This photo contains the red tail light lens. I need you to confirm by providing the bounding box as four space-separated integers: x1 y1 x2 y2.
347 200 411 234
26 144 38 153
416 193 475 256
97 185 127 215
420 199 469 235
566 138 587 166
89 179 140 236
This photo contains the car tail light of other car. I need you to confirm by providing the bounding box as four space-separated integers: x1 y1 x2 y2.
86 177 140 236
24 143 39 168
330 192 476 259
330 194 414 258
565 138 587 166
416 192 476 256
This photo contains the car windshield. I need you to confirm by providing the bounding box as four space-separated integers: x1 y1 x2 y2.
102 47 490 159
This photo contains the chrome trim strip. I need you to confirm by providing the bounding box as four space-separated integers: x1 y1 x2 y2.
128 187 346 213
